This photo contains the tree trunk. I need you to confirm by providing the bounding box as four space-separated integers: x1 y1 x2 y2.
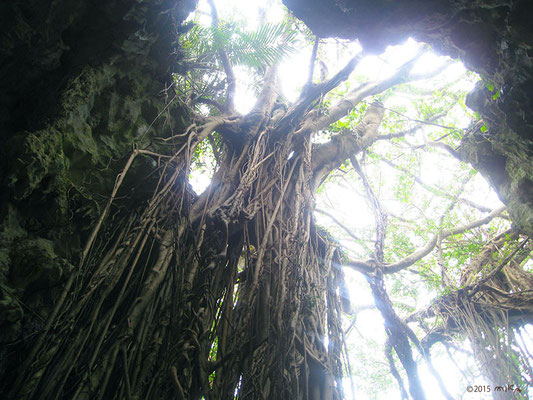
4 61 375 399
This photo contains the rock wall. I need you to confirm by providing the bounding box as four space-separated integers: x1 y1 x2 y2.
284 0 533 235
0 0 195 356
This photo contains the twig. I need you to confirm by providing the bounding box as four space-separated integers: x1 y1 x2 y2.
379 156 506 216
376 104 458 131
375 111 449 140
314 208 364 242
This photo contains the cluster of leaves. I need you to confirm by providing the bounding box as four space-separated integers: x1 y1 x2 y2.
181 22 298 71
311 49 523 394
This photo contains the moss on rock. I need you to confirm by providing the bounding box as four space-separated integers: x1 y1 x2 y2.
0 0 196 351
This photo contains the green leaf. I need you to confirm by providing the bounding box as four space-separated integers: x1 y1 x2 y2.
231 22 297 68
180 22 297 71
480 124 488 132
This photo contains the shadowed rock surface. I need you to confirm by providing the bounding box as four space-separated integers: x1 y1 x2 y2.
0 0 195 362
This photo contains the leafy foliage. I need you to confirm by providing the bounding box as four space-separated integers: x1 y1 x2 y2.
181 22 297 70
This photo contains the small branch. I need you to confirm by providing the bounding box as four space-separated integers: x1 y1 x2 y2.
457 197 494 214
424 141 461 160
377 105 457 131
375 112 450 141
315 208 364 242
351 157 387 262
195 97 225 113
379 156 504 215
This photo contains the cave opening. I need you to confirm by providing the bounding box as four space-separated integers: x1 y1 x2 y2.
0 0 531 399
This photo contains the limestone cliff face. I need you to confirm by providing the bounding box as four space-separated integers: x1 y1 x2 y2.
284 0 533 235
0 0 195 349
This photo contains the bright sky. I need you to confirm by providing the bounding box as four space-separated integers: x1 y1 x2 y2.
185 1 532 399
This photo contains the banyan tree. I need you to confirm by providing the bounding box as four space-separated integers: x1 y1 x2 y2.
1 0 531 399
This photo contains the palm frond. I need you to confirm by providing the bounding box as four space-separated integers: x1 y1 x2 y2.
231 22 297 68
180 21 298 70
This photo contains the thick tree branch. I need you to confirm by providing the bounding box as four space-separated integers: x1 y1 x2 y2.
236 66 280 139
385 342 410 400
354 159 486 400
254 66 280 116
384 205 507 273
349 151 429 399
369 267 427 400
208 0 236 113
302 49 426 135
274 52 363 133
346 206 507 274
305 36 319 89
311 101 385 189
